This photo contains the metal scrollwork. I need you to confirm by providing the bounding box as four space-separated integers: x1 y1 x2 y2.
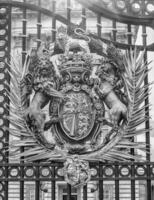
8 24 150 187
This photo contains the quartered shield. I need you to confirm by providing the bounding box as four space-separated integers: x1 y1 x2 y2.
59 91 95 141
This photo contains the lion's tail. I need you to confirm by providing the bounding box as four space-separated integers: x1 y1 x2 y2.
74 28 91 43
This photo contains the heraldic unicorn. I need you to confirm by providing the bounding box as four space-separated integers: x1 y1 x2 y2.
7 25 150 187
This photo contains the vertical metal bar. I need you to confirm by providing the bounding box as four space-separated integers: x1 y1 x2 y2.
147 163 152 200
142 26 150 161
67 0 71 26
127 24 132 45
152 185 154 199
4 5 12 200
127 24 137 200
4 167 8 200
37 0 42 49
142 25 151 200
140 0 150 162
115 164 119 200
97 15 101 38
141 1 151 196
67 184 71 200
99 162 103 200
35 165 40 200
112 20 117 41
52 0 56 42
81 7 86 30
22 1 27 64
4 4 11 162
6 5 12 65
127 25 136 200
127 24 135 158
52 165 55 200
83 184 87 200
20 2 27 200
20 164 24 200
131 164 135 200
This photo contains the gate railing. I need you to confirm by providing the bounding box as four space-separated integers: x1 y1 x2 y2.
0 162 154 199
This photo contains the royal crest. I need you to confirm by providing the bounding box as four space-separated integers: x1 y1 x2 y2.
8 25 150 186
48 53 105 145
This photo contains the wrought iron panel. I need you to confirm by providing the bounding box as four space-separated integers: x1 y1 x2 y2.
0 0 153 200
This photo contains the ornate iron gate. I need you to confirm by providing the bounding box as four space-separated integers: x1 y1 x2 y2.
0 0 154 200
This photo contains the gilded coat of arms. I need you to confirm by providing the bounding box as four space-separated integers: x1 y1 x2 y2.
8 25 150 186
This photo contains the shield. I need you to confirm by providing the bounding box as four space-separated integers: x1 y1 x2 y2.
59 91 95 141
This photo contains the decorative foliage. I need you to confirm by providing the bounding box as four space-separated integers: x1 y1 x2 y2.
7 52 67 162
122 50 151 139
7 33 150 186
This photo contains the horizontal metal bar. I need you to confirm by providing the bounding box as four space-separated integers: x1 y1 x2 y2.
0 176 153 181
0 162 154 169
91 177 154 181
0 1 154 51
0 178 64 181
76 0 154 27
0 162 64 167
0 0 154 28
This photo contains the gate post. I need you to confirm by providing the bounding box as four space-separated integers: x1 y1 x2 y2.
99 162 103 200
0 4 11 200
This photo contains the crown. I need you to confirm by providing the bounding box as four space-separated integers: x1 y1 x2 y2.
58 53 95 74
57 53 98 84
57 25 67 34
